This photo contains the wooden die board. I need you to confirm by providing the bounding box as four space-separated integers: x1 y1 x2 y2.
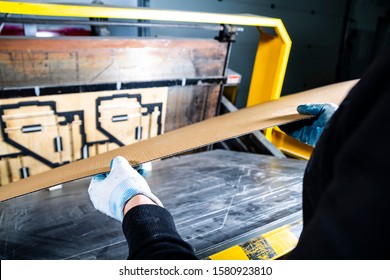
0 87 167 185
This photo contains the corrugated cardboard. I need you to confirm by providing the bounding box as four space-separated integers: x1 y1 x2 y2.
0 80 358 201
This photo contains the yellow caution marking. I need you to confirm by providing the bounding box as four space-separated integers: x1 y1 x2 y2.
262 225 299 259
208 222 302 260
210 246 249 260
241 236 277 260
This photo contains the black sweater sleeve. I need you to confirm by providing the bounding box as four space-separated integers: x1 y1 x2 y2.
122 204 198 260
289 47 390 259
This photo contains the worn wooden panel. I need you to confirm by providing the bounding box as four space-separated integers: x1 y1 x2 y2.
20 156 51 177
0 129 20 157
165 85 221 132
0 87 168 185
7 157 21 182
0 158 10 185
0 37 227 89
0 37 226 185
71 115 83 161
3 106 61 164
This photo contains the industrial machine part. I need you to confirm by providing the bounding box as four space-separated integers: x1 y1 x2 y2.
0 87 167 185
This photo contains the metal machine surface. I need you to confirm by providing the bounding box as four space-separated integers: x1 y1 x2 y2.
0 150 305 259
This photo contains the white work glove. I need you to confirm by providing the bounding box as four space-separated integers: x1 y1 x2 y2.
88 156 163 221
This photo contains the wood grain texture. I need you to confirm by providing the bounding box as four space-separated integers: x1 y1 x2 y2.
165 85 221 132
0 37 227 88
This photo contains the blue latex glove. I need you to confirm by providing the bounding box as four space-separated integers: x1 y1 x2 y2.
288 103 338 147
88 156 163 221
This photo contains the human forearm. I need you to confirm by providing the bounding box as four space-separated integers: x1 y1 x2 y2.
122 204 198 260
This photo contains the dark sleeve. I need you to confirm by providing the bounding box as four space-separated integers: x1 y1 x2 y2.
122 204 198 260
289 48 390 259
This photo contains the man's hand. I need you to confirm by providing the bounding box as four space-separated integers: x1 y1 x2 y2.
88 156 163 221
286 103 338 147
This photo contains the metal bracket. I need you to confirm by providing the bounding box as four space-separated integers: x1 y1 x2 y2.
215 24 239 42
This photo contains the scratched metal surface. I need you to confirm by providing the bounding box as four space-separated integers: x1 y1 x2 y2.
0 150 306 259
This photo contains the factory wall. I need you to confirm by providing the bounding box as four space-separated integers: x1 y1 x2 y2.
338 0 390 81
27 0 139 36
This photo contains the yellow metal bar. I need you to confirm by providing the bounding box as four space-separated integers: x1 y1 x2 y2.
245 23 292 151
0 1 280 27
247 25 291 106
270 127 313 160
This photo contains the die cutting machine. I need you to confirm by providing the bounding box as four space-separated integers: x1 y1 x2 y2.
0 1 353 260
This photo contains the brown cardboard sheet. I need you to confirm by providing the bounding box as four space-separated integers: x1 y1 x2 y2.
0 80 358 201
